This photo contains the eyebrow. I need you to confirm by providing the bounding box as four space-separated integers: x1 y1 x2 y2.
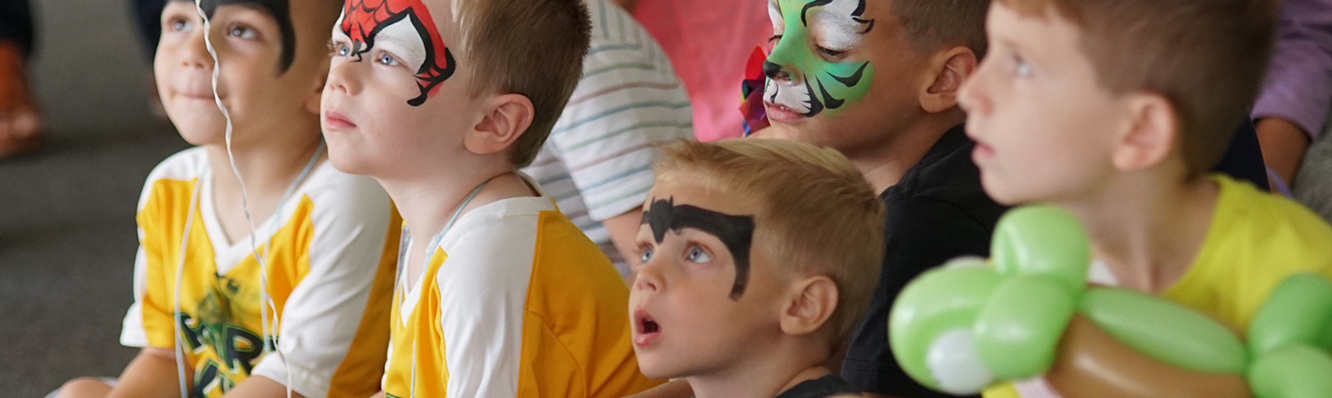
998 36 1045 65
372 34 428 69
641 197 756 300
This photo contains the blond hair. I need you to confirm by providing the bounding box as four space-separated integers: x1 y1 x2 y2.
994 0 1281 175
454 0 592 167
654 139 885 340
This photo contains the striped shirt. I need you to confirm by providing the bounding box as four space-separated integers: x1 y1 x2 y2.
523 0 695 277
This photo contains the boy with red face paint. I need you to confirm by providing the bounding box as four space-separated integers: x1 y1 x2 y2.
54 0 402 397
321 0 661 396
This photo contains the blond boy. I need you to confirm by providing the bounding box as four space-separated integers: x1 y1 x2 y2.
321 0 659 395
56 0 402 397
958 0 1332 396
629 139 884 398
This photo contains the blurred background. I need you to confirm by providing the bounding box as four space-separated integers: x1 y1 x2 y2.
0 0 189 394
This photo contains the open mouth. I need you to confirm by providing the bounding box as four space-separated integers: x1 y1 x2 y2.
633 309 661 347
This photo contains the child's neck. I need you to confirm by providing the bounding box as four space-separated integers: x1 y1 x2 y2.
378 159 536 287
204 133 325 244
849 109 962 193
687 342 829 398
1059 168 1219 293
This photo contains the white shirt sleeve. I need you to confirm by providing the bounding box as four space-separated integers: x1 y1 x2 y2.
120 244 151 348
250 172 396 398
121 149 205 349
434 217 539 397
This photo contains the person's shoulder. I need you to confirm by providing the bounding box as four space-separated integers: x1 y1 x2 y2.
301 162 391 209
891 127 1003 226
145 146 208 184
1219 175 1332 258
298 161 394 229
137 147 208 209
444 196 557 245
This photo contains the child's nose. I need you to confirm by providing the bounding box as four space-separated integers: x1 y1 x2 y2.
632 261 665 293
180 31 213 70
762 61 792 81
326 59 362 96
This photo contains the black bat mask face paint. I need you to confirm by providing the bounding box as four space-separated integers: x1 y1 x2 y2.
642 197 757 300
180 0 298 72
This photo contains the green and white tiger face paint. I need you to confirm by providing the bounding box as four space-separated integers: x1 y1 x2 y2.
764 0 876 118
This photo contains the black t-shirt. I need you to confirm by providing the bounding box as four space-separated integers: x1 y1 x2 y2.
840 125 1008 397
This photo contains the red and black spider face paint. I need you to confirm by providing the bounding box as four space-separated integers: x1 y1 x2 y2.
339 0 457 106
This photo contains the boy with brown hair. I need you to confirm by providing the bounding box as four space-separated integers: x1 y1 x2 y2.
55 0 403 397
321 0 660 395
629 139 884 398
754 0 1008 396
958 0 1332 396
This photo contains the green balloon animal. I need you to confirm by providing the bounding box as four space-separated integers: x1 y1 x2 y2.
888 205 1332 398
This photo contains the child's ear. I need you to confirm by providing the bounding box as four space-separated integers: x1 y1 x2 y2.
464 94 535 156
1112 93 1177 172
779 275 839 336
920 46 978 114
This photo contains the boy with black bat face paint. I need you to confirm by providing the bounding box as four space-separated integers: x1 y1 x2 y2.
629 139 885 398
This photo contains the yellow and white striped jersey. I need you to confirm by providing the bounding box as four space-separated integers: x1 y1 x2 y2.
382 187 662 397
119 147 401 398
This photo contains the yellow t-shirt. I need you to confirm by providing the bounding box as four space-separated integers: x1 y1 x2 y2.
381 192 662 397
122 148 402 398
985 174 1332 398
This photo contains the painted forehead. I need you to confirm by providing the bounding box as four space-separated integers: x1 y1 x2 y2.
771 0 874 32
642 197 757 301
763 0 876 118
337 0 457 106
179 0 298 71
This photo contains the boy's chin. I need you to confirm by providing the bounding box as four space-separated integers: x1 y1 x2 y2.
979 174 1031 206
325 148 375 177
634 356 685 381
173 125 227 147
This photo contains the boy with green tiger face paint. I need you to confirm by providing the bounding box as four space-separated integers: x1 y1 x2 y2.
755 1 1008 398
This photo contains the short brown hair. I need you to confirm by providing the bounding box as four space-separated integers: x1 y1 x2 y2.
995 0 1281 174
893 0 992 58
654 139 886 341
455 0 592 167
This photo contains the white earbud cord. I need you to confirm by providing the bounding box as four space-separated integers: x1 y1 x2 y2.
173 1 298 397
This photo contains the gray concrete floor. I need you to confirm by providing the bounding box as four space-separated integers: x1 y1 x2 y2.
1 0 190 395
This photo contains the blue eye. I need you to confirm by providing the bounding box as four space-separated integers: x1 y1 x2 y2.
1012 54 1032 78
639 247 654 263
685 247 712 263
333 42 352 57
377 52 398 66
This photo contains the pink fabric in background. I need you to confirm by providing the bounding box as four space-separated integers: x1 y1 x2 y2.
633 0 771 142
